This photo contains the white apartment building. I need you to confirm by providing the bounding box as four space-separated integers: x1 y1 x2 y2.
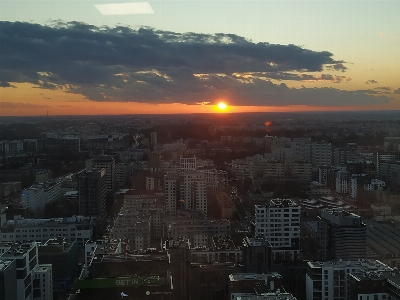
0 216 93 248
180 156 197 171
255 199 301 261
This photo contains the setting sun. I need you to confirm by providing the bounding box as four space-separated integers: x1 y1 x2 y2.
217 102 227 110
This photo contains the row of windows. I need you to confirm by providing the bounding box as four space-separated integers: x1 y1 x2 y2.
16 228 75 233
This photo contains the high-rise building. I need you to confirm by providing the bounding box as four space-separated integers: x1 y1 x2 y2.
317 208 366 261
164 171 207 216
254 199 301 261
114 162 130 188
150 131 157 146
165 173 180 217
78 168 107 223
93 155 115 193
180 171 207 214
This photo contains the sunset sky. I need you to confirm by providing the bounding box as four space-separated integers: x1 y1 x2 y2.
1 0 399 116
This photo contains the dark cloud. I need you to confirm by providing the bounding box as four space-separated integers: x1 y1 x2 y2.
373 87 391 94
394 88 400 94
0 21 389 106
325 63 348 72
375 87 391 91
0 82 16 88
0 102 48 109
233 72 351 83
366 79 378 84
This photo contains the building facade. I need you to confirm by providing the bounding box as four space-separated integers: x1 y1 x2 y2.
254 199 301 261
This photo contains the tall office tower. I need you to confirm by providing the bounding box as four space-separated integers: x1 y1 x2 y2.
180 155 197 171
93 155 115 193
254 199 301 261
165 173 180 217
317 208 366 261
150 131 157 146
78 168 106 223
114 162 130 188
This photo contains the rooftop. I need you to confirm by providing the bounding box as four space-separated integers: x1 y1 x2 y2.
308 259 391 271
229 272 281 282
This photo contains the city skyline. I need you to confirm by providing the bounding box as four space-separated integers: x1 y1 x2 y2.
1 0 399 116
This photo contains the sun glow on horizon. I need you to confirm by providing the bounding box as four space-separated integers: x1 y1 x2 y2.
217 102 227 110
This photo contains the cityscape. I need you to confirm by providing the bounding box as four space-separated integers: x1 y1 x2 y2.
1 0 400 299
0 111 400 299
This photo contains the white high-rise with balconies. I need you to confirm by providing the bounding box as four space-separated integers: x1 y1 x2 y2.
255 198 301 261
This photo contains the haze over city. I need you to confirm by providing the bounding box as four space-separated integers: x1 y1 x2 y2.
1 0 400 116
